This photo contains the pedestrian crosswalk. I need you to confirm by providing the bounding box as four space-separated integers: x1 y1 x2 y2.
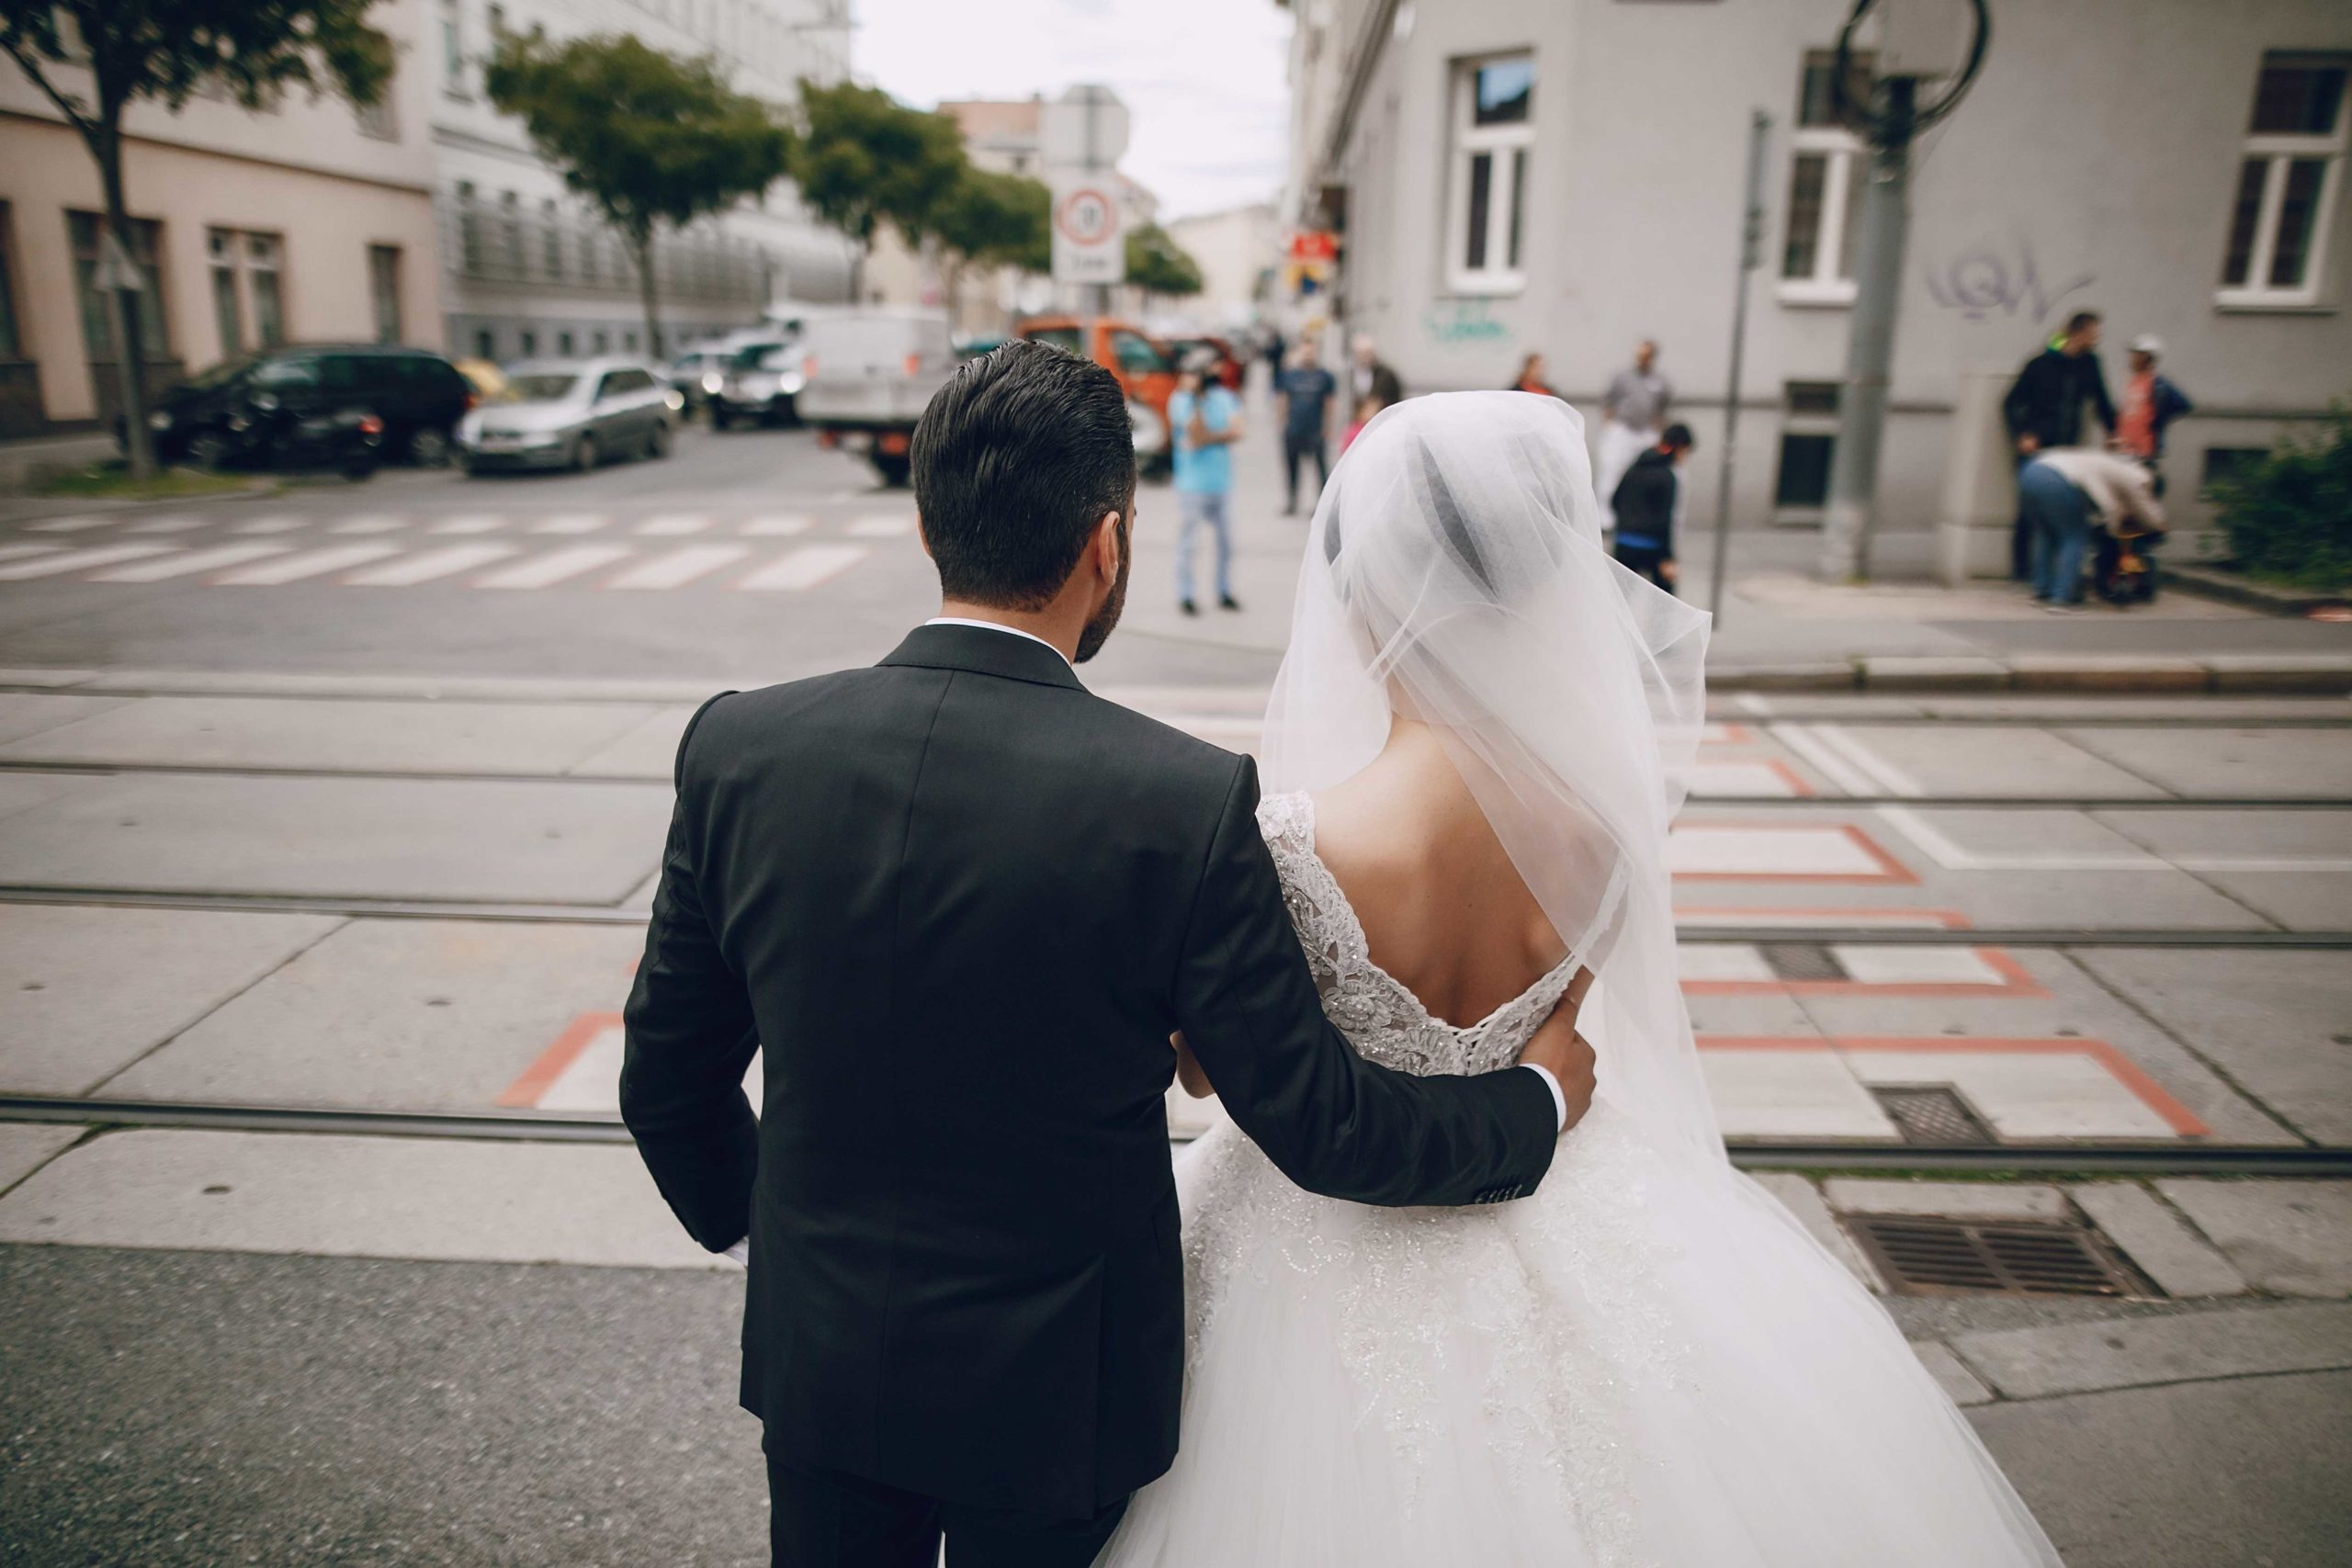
0 509 921 592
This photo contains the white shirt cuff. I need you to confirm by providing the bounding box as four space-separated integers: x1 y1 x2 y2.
1521 1064 1568 1132
722 1237 750 1266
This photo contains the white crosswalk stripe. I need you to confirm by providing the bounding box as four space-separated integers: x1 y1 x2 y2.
91 543 296 582
345 543 520 585
741 514 812 536
847 514 915 538
230 515 314 536
215 544 407 584
607 544 747 590
0 543 177 580
476 544 635 589
636 513 711 536
328 515 407 535
739 543 867 592
528 514 609 535
24 514 116 533
0 544 62 565
127 515 210 535
428 515 506 535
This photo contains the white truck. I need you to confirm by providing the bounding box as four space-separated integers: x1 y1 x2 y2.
793 309 958 487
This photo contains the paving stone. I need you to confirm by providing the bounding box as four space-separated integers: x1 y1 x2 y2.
0 1123 83 1190
0 694 659 774
2067 1183 2249 1298
1858 656 2011 692
0 668 98 687
2070 949 2352 1145
565 704 698 778
2155 1181 2352 1298
1747 1171 1885 1292
2057 726 2352 799
1951 1301 2352 1399
0 1128 727 1269
1909 1338 1994 1405
1823 1179 2069 1222
0 906 342 1094
1700 1050 1898 1141
0 693 130 745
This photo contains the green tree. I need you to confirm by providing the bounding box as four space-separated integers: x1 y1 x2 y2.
1125 222 1204 301
487 29 792 357
929 165 1049 316
0 0 393 476
790 81 967 298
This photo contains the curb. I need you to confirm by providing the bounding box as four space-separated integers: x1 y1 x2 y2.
2161 560 2351 619
1711 654 2352 695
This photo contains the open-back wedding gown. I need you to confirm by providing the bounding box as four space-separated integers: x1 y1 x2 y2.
1098 393 2059 1566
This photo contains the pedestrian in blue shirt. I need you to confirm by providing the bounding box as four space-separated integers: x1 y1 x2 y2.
1277 339 1337 515
1170 352 1244 615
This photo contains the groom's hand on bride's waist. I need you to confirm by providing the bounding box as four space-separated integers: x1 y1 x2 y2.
1516 968 1597 1134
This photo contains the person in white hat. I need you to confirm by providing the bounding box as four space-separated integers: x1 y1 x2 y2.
2115 333 2193 475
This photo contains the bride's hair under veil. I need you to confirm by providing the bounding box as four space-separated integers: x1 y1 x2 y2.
1261 390 1720 1161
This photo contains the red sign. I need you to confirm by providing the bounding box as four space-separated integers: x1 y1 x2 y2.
1288 231 1339 264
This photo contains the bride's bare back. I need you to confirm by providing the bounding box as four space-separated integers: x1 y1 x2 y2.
1309 718 1569 1031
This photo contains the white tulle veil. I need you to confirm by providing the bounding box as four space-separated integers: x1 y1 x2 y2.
1262 390 1722 1162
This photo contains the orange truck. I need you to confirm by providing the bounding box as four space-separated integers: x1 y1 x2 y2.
1015 315 1180 469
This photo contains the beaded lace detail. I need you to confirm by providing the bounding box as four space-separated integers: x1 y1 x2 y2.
1252 790 1581 1077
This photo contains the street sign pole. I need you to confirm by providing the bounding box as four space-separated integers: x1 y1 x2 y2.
1707 109 1771 624
1043 85 1129 321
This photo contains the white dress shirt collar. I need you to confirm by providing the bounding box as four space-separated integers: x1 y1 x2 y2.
924 616 1075 671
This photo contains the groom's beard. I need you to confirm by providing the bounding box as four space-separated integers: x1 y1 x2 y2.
1073 512 1132 665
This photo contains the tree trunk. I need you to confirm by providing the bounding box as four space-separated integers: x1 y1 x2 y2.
97 119 156 478
633 229 662 359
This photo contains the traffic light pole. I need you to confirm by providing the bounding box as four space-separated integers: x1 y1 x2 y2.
1815 73 1916 583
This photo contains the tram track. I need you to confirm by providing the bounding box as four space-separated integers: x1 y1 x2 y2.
5 1093 2344 1176
2 883 2346 947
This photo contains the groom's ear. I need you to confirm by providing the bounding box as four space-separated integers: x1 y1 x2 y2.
1091 509 1123 581
915 515 933 560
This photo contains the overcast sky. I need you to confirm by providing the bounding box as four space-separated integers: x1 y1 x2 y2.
850 0 1294 220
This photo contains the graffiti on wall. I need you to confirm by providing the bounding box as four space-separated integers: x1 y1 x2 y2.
1923 235 2094 325
1420 299 1513 346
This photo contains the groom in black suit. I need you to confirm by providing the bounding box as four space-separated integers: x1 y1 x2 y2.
622 340 1589 1567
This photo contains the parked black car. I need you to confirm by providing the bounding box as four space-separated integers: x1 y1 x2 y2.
142 344 474 470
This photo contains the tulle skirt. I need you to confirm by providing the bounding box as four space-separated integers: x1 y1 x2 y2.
1099 1099 2062 1567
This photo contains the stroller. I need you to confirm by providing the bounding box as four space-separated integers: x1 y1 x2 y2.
2091 457 2166 606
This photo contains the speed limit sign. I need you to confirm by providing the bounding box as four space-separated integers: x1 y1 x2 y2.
1050 175 1126 285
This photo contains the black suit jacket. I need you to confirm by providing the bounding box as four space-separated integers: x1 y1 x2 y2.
620 624 1559 1519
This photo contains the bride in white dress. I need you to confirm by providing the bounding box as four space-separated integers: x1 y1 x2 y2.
1099 392 2060 1566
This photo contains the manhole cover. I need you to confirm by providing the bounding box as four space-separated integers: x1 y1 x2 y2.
1872 1086 1995 1146
1846 1215 2156 1299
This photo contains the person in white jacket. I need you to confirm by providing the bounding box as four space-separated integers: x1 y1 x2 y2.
2017 447 2165 610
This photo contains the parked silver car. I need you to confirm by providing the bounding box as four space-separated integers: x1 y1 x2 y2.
456 357 680 474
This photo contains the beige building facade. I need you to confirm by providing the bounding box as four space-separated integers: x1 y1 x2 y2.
0 0 446 436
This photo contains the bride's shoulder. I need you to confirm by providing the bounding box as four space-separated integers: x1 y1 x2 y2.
1253 789 1315 854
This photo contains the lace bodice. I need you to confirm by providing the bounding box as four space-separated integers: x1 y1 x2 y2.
1256 791 1577 1077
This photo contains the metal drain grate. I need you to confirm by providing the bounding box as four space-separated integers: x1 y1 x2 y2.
1846 1215 2155 1298
1872 1086 1996 1146
1758 942 1846 981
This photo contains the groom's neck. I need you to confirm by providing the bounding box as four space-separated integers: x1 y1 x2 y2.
936 598 1083 663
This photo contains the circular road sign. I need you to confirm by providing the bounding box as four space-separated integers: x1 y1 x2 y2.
1055 186 1118 247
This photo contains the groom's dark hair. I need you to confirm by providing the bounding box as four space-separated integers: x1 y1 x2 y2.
912 339 1136 610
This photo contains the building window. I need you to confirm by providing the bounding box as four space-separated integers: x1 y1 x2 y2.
624 329 639 351
593 329 608 353
518 328 537 357
1781 51 1871 304
67 211 168 362
474 327 496 359
558 329 575 355
208 230 243 355
456 181 482 274
1773 380 1841 512
2200 446 2270 491
368 244 403 344
206 229 286 355
542 199 563 279
0 202 20 359
500 191 522 276
1444 53 1532 295
441 0 467 96
2219 52 2346 307
356 63 399 140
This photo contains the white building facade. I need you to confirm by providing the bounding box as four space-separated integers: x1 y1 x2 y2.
1283 0 2352 539
427 0 858 363
0 0 447 435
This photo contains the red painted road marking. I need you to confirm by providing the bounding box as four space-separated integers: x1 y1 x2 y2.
498 1010 619 1108
1694 1034 2211 1138
1668 821 1918 884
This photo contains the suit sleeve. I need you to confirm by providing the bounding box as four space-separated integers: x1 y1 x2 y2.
1170 757 1560 1209
2089 358 2117 434
620 692 762 1253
